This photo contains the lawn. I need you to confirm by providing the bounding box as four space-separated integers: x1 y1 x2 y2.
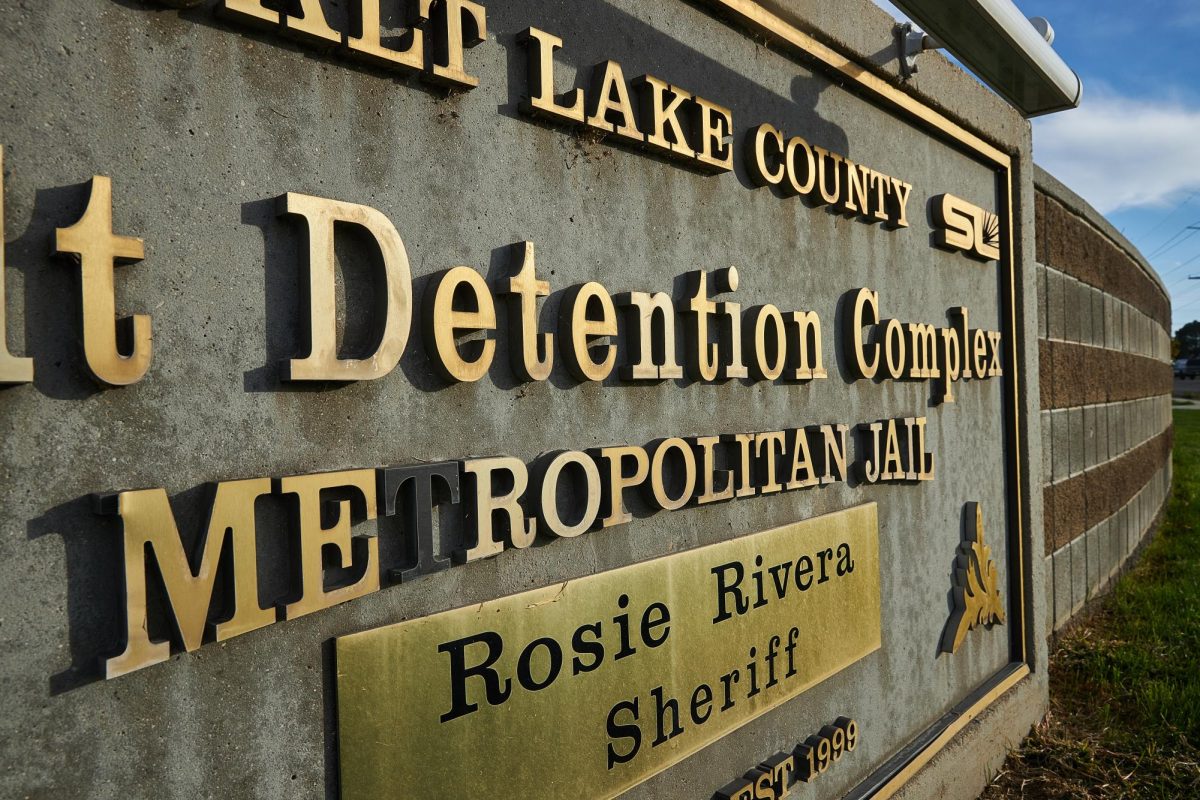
981 410 1200 798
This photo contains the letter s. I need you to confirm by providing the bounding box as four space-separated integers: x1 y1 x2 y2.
932 194 976 254
754 770 777 800
606 698 641 769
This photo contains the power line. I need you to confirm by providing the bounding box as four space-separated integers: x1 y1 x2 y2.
1137 190 1199 245
1164 271 1200 292
1173 277 1200 297
1168 276 1200 305
1170 285 1200 313
1149 226 1196 257
1159 250 1200 283
1149 224 1200 259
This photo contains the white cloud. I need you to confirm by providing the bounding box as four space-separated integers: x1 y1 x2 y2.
1034 90 1200 214
874 6 1200 217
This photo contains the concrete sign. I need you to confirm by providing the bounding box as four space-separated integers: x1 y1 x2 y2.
0 1 1043 798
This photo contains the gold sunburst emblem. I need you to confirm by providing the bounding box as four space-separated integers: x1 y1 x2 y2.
942 502 1006 654
982 212 1001 252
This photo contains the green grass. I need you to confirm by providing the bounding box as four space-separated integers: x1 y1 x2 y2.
984 411 1200 798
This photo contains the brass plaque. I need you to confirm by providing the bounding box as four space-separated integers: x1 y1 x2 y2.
336 503 881 799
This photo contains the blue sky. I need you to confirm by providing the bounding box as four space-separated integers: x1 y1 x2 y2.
873 0 1200 333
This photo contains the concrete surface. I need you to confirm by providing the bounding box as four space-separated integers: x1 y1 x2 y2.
0 1 1049 799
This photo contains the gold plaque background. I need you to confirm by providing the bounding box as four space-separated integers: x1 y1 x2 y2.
336 503 881 799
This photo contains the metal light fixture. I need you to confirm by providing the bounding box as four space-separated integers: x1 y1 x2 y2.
892 0 1082 117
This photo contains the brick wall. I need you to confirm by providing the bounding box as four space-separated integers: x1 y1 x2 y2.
1034 168 1173 633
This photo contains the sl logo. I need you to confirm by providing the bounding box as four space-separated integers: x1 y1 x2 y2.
931 193 1001 261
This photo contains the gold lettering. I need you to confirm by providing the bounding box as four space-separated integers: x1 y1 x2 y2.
903 416 919 480
730 432 756 497
282 469 380 619
915 417 935 480
586 61 642 145
939 308 965 402
424 265 497 383
0 146 32 384
972 328 988 379
561 282 617 382
536 450 601 538
987 330 1003 376
956 306 972 379
882 319 905 380
500 241 553 382
717 268 748 380
220 0 279 28
104 479 275 679
462 456 535 560
815 423 848 484
938 325 960 403
281 0 341 46
786 429 817 490
280 192 413 382
54 175 152 386
428 0 487 88
860 422 883 483
906 322 938 379
519 27 585 124
649 438 697 510
813 146 842 205
785 136 817 196
787 310 826 380
695 96 734 172
597 445 649 527
684 270 719 382
755 431 786 494
880 420 903 480
845 288 879 380
974 213 1001 260
844 162 870 216
747 123 785 187
620 290 682 381
932 194 974 252
868 171 891 222
692 435 734 504
889 177 913 228
347 0 431 71
747 304 786 381
638 75 696 159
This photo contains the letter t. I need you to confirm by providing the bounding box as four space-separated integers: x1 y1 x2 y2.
500 241 553 382
380 462 461 582
55 175 152 386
